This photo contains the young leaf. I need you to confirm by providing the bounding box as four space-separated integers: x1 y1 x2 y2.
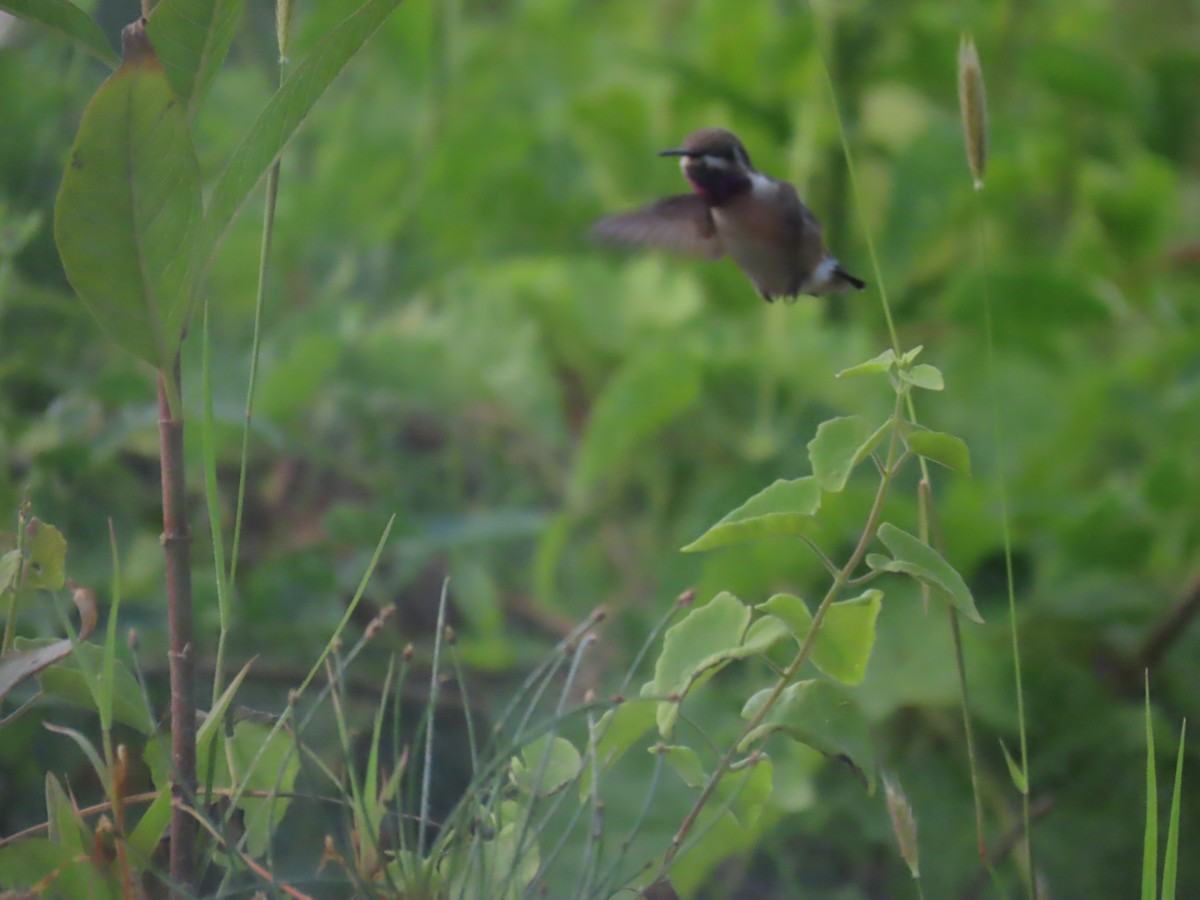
740 680 875 791
999 738 1028 793
25 520 67 591
872 523 983 623
54 27 202 371
511 735 582 798
837 348 896 379
198 0 406 273
655 744 705 788
640 592 755 737
899 364 945 391
758 591 883 685
682 477 821 552
808 416 887 492
147 0 244 115
0 0 120 67
905 430 971 474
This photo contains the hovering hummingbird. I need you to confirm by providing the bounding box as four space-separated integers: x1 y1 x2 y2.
593 128 866 302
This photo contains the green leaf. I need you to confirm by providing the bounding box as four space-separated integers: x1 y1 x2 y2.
808 416 888 492
54 36 202 371
25 520 67 591
1163 719 1186 900
741 680 875 791
999 738 1028 794
905 430 971 474
641 592 759 737
511 735 582 798
836 348 896 379
569 348 700 500
656 744 705 788
714 754 773 826
15 638 154 734
757 591 883 685
683 477 821 552
198 0 407 273
899 363 944 391
0 639 73 704
147 0 244 115
591 698 656 777
0 0 120 67
222 720 300 858
1142 676 1158 900
872 523 983 623
45 773 86 855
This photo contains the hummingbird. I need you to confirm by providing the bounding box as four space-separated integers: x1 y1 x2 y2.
593 128 866 302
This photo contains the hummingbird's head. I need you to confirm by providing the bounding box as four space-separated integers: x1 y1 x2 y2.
659 128 754 203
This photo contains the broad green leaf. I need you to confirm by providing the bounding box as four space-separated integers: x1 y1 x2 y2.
54 32 202 371
899 363 944 391
873 523 983 623
757 591 883 685
442 820 539 900
131 657 255 857
0 548 20 593
714 754 773 826
808 416 888 492
511 735 582 798
905 430 971 474
147 0 244 115
15 638 154 734
45 773 85 854
656 744 705 788
641 592 755 737
836 348 896 379
0 0 120 67
593 699 656 771
741 680 875 791
569 348 700 500
198 0 407 273
683 477 821 552
25 520 66 590
223 720 300 858
0 840 78 894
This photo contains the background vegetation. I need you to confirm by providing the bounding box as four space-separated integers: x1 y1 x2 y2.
1 0 1198 896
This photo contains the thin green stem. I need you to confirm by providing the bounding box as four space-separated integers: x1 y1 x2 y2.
660 391 906 875
978 186 1034 894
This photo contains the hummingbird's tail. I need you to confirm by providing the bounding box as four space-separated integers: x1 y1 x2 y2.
835 266 867 291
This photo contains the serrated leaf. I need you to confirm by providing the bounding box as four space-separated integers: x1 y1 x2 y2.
511 735 582 798
641 592 762 737
0 0 120 67
836 348 896 379
757 591 883 685
147 0 244 115
873 524 982 623
570 348 700 500
900 364 944 391
25 520 66 590
683 477 821 552
656 744 705 788
905 430 971 474
740 680 875 791
54 35 202 371
198 0 406 273
808 416 888 492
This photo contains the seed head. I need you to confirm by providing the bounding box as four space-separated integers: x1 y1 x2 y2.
957 33 988 190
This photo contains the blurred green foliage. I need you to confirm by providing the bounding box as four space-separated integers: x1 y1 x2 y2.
1 0 1198 896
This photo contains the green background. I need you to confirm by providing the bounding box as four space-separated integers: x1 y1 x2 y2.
1 0 1198 896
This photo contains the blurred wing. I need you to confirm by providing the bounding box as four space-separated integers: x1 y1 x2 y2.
592 194 723 260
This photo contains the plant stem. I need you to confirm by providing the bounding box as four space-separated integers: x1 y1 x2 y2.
159 360 197 894
660 392 906 874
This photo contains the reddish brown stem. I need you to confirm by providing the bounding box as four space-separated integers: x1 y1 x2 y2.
159 363 196 894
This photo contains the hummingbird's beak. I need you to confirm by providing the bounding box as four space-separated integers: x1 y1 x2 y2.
657 148 690 157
